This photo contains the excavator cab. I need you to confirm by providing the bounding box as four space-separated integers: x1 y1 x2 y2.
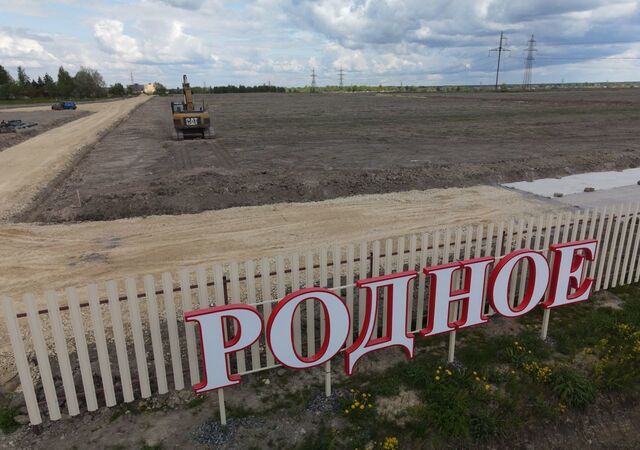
171 74 213 139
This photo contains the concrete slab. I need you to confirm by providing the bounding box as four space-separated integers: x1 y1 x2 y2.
503 167 640 197
554 184 640 209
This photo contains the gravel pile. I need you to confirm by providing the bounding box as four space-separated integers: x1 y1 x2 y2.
192 416 265 449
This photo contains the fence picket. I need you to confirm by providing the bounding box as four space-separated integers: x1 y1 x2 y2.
407 235 418 331
106 281 134 402
260 259 276 367
612 204 632 288
358 242 368 333
228 262 247 374
161 273 184 391
179 270 200 386
346 245 355 346
125 278 151 398
619 203 639 285
196 266 209 308
25 293 61 420
87 285 116 407
245 261 262 371
143 275 168 394
46 290 80 415
320 248 328 341
591 208 607 281
66 287 98 411
415 233 429 331
627 206 640 283
2 296 42 425
602 206 622 290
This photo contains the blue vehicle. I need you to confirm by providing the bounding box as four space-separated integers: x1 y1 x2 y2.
51 101 77 110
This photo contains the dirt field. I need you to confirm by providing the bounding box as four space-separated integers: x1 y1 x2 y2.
0 96 150 221
24 89 640 223
0 109 90 152
0 186 561 305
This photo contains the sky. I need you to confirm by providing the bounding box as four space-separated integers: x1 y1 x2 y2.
0 0 639 88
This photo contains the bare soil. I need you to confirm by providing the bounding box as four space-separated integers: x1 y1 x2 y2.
24 89 640 223
0 110 90 152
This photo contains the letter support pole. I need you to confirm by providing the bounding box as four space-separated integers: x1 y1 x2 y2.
218 389 226 425
541 308 550 340
325 361 332 397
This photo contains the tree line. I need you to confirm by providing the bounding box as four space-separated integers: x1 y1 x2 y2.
0 65 132 100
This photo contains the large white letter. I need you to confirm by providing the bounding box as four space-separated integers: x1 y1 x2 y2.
267 288 349 369
344 272 418 376
421 257 494 337
488 249 549 318
185 305 263 393
542 240 598 309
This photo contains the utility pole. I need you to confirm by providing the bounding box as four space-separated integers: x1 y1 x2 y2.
130 72 134 85
522 35 537 90
338 66 344 89
311 68 317 93
490 31 510 91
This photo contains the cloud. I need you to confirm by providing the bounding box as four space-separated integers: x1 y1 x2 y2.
0 29 59 69
94 20 143 61
154 0 206 10
3 0 640 86
93 19 213 65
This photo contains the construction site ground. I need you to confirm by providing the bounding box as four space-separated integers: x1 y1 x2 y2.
22 89 640 223
0 109 91 153
0 90 639 448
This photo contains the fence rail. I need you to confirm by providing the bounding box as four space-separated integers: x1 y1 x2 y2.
3 203 640 425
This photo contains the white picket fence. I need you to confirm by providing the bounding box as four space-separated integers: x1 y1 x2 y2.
3 203 640 426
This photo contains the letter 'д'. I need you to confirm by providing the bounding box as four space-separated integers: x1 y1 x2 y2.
184 239 597 393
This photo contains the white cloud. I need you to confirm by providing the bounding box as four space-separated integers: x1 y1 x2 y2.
94 20 143 61
0 29 59 69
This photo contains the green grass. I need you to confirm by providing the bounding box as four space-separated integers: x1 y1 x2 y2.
0 407 20 434
296 284 640 449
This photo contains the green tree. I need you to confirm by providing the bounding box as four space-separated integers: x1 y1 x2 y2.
0 65 12 85
0 65 13 99
16 66 32 97
154 82 167 95
74 67 106 97
57 66 75 98
42 73 56 97
108 82 125 96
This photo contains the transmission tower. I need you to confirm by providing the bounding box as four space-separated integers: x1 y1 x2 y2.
130 72 134 85
311 68 317 93
489 31 510 91
338 66 344 89
522 35 537 90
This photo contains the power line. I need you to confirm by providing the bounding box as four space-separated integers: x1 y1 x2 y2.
522 35 537 90
489 31 510 91
310 67 317 93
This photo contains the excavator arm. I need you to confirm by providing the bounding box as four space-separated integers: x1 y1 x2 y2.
182 74 194 111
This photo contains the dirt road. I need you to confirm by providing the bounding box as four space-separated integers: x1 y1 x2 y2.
0 186 561 302
0 95 150 221
26 89 640 222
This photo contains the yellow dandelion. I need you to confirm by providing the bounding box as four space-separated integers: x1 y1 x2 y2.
435 376 440 381
360 405 365 410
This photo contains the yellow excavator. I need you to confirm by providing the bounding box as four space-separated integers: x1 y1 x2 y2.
171 74 213 139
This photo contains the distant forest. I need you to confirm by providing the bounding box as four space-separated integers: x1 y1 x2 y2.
0 65 132 100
